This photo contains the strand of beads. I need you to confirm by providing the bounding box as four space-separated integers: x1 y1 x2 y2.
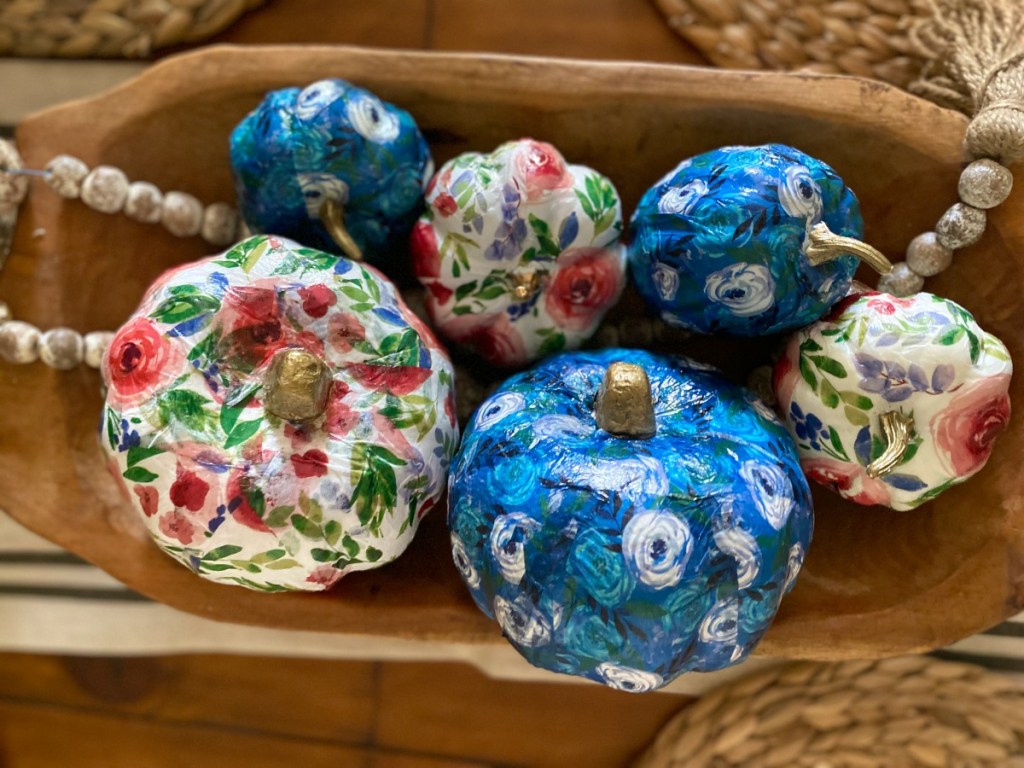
0 138 242 248
877 161 1014 297
0 301 113 369
44 153 242 246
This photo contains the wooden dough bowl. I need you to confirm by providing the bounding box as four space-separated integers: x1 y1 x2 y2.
3 46 1023 659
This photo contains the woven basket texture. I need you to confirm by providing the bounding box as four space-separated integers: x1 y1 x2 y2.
0 0 264 58
636 656 1024 768
654 0 930 89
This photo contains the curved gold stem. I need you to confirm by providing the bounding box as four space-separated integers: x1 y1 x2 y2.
507 271 546 301
264 348 333 422
595 362 656 439
865 411 915 479
804 222 894 276
319 198 363 262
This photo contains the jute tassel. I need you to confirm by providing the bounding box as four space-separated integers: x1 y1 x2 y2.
910 0 1024 164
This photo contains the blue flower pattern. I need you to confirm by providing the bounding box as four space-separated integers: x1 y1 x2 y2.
629 144 864 336
230 79 432 269
448 349 813 691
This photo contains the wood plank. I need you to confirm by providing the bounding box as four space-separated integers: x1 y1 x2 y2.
430 0 705 63
0 703 379 768
0 653 376 743
376 661 687 767
207 0 432 50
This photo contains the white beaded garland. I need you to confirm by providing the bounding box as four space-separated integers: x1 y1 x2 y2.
201 202 240 246
935 203 986 250
81 165 130 214
0 139 29 212
161 191 203 237
84 331 114 369
39 327 84 370
124 181 164 224
44 155 89 199
0 320 41 364
958 158 1013 210
905 232 953 277
877 261 925 298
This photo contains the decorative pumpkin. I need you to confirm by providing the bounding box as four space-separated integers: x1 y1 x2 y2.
774 291 1012 510
100 235 459 592
628 144 893 336
411 139 626 367
448 348 812 691
230 79 432 267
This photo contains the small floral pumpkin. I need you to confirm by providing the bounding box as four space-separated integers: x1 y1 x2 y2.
101 235 458 592
774 291 1012 510
411 139 626 367
448 348 812 691
629 144 888 336
230 79 432 267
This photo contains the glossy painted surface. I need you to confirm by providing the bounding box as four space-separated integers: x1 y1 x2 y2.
100 235 459 591
448 349 812 690
412 139 626 367
230 79 432 269
775 291 1012 510
629 144 862 336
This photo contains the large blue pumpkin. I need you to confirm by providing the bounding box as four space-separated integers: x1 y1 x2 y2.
230 79 432 266
448 348 813 691
629 144 864 336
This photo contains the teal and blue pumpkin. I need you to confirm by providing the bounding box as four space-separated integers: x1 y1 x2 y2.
230 79 432 267
448 348 813 691
629 144 863 336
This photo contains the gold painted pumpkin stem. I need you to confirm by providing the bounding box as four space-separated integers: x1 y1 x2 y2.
595 362 656 439
866 411 915 479
804 222 894 276
320 198 364 263
264 348 333 423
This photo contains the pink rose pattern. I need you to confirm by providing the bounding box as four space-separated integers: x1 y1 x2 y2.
101 235 459 592
775 291 1012 510
411 139 626 367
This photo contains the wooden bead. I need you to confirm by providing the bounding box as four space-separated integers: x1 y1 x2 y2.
81 165 129 214
161 191 203 237
876 261 924 297
39 327 83 370
0 139 29 212
0 320 40 363
958 159 1013 209
905 232 953 277
201 202 239 246
84 330 114 369
124 181 163 223
44 155 89 199
935 203 986 250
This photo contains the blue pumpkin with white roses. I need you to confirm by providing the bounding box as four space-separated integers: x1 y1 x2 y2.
629 144 869 336
230 78 432 267
448 348 813 691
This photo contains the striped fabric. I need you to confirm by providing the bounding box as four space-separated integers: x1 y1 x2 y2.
0 509 1020 678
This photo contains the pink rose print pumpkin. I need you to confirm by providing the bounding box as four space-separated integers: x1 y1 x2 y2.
101 235 459 592
774 291 1011 510
411 139 626 367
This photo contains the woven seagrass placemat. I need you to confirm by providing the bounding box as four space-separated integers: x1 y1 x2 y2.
637 656 1024 767
653 0 929 88
0 0 265 58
